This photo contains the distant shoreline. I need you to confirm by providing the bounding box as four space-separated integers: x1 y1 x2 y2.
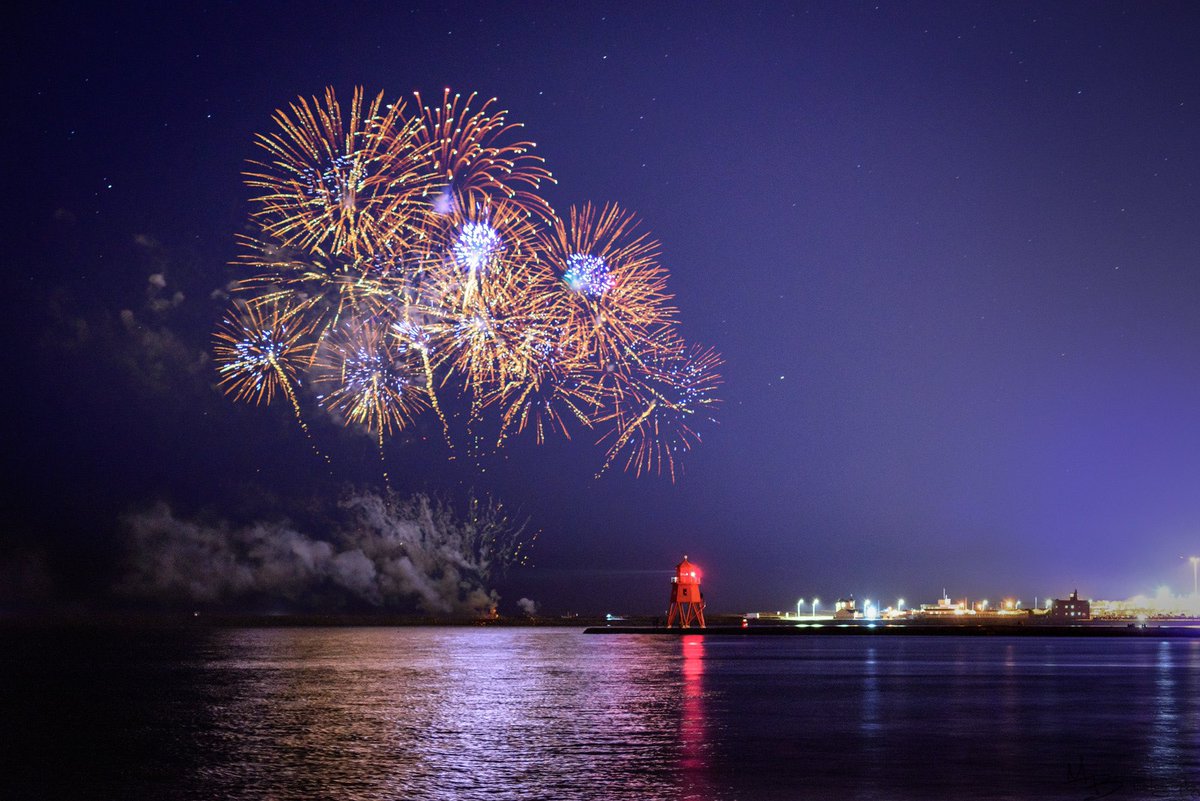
3 611 1199 635
587 623 1200 637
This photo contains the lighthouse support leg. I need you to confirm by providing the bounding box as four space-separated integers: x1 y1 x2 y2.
667 601 706 629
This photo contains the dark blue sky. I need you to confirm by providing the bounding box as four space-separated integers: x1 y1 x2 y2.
6 1 1200 614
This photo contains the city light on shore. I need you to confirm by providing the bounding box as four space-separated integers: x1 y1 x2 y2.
773 578 1200 624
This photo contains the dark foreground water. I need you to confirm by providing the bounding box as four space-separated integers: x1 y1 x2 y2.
2 628 1199 800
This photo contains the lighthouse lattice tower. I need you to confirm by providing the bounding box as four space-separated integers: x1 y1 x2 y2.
666 555 706 628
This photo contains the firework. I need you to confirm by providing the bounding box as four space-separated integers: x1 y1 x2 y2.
596 340 724 481
453 221 505 277
431 289 539 411
213 298 317 407
314 316 428 436
217 86 721 480
244 87 433 259
414 196 555 409
420 194 542 310
231 230 435 349
539 203 677 369
489 330 601 445
412 89 556 222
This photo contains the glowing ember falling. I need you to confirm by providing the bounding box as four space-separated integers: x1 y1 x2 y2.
215 86 722 481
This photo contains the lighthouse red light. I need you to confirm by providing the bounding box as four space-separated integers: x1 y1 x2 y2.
666 555 706 629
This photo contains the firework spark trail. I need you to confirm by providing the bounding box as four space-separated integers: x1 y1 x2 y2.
489 327 600 446
539 202 677 372
314 316 428 437
212 298 332 464
392 316 455 451
412 89 556 223
216 86 721 481
420 348 454 453
596 399 658 479
213 298 315 406
276 363 333 466
244 87 433 259
596 341 724 481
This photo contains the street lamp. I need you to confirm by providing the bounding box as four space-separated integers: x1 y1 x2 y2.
812 598 819 618
1190 556 1199 596
797 598 805 619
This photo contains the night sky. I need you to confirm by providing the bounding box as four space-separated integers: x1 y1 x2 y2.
5 1 1200 615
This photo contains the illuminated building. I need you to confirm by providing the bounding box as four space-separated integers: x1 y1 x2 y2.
833 597 858 620
916 594 968 616
1049 589 1091 621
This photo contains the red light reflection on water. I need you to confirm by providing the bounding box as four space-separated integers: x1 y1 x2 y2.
679 634 712 799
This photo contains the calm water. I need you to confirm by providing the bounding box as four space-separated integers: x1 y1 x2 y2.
3 628 1199 800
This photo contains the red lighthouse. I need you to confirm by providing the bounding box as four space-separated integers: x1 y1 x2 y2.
667 555 706 628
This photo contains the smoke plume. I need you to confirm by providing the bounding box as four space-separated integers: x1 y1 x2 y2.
517 597 539 617
119 490 533 616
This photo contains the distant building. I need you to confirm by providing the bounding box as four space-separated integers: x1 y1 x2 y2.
1049 589 1091 621
834 597 858 620
915 594 970 617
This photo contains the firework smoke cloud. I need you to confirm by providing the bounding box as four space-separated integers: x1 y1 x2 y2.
119 491 534 616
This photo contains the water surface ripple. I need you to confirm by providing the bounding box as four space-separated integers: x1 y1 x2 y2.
4 628 1199 800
